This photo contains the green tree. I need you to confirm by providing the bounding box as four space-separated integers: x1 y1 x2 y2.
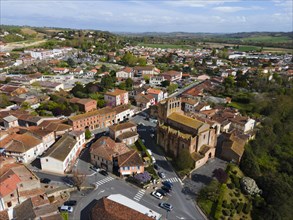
67 58 75 68
167 83 178 94
85 129 92 139
176 149 194 170
125 78 134 89
161 80 170 87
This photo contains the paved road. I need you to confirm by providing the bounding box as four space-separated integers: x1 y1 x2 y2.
131 115 206 220
169 80 200 98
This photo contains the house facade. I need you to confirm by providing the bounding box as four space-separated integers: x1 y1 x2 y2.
118 150 144 176
161 70 182 82
116 67 134 79
40 131 85 174
135 94 156 111
147 88 164 103
109 122 138 146
113 105 135 124
90 136 130 172
104 89 129 107
69 107 116 131
70 97 97 112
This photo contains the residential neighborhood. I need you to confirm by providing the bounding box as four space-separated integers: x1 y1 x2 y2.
0 24 292 220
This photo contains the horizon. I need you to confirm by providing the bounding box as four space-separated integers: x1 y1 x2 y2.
1 0 292 33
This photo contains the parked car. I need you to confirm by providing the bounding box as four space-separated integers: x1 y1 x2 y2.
151 191 163 200
63 176 74 187
60 205 73 213
40 178 51 184
159 202 173 211
142 139 145 144
153 164 159 170
161 185 172 193
99 170 108 176
151 156 156 164
90 166 100 172
150 134 155 138
156 189 167 196
147 149 152 156
64 200 77 206
162 181 173 189
158 172 166 179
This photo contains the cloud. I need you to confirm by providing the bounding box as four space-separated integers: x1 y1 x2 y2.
165 0 240 8
213 6 263 13
0 0 292 32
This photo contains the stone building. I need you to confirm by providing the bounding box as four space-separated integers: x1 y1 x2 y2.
157 97 217 169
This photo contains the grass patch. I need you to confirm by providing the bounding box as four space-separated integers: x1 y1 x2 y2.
228 102 253 112
60 212 69 220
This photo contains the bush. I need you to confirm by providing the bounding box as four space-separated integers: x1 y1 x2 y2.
237 202 244 213
213 168 228 183
228 183 235 189
243 203 251 214
222 200 228 208
222 209 230 216
134 172 151 183
232 170 238 175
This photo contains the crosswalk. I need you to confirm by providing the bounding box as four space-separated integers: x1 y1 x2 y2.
94 176 115 187
164 177 180 183
133 189 145 201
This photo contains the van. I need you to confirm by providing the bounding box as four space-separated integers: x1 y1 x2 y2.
60 205 73 213
147 149 152 156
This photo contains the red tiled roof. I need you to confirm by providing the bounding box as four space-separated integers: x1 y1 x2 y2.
0 170 21 197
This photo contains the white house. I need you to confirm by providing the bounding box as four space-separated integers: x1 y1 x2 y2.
150 76 165 86
147 88 164 103
3 133 43 164
230 116 255 134
116 67 134 79
40 131 85 174
113 105 135 124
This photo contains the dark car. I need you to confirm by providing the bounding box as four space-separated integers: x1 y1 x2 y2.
156 189 167 196
99 170 108 176
63 176 74 186
158 172 166 179
64 200 77 206
162 181 173 189
153 164 159 170
161 185 172 193
40 178 51 184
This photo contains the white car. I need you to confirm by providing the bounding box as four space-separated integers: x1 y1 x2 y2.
151 156 156 164
151 191 163 200
60 205 73 213
142 139 145 144
147 149 152 156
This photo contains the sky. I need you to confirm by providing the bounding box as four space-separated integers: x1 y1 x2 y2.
1 0 292 33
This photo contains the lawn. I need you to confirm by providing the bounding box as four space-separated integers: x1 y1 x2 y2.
198 164 252 220
227 102 253 112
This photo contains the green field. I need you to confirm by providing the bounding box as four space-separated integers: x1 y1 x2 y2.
138 43 194 49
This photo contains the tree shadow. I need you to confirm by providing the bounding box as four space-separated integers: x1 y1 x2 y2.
191 173 213 185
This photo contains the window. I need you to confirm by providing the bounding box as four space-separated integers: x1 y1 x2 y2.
203 134 206 139
137 166 140 169
10 193 14 197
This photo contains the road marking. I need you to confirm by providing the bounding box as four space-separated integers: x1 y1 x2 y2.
133 189 145 201
94 176 114 187
164 177 179 183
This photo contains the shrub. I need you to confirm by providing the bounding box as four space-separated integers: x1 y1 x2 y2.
222 200 228 208
243 203 251 214
237 202 244 214
231 199 237 204
213 168 228 183
134 171 151 183
223 209 230 216
232 170 238 175
228 183 235 189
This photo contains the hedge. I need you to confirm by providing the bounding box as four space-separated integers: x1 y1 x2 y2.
136 139 152 160
214 184 226 219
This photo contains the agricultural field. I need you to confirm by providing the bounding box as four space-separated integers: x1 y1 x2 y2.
138 43 194 49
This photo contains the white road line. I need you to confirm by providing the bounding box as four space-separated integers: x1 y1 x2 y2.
133 189 145 201
94 176 114 186
165 177 179 183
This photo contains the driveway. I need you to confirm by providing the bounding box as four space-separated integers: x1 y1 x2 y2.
182 158 227 199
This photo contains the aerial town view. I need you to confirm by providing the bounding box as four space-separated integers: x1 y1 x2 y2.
0 0 292 220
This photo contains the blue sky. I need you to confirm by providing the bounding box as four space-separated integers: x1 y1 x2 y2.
1 0 292 33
